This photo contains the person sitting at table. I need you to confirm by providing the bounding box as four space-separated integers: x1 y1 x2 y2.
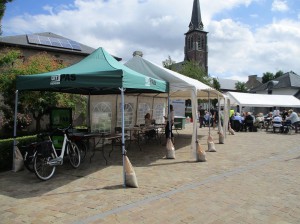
144 113 156 140
254 113 264 129
232 112 243 132
285 109 300 133
144 113 152 126
244 112 254 132
272 115 283 133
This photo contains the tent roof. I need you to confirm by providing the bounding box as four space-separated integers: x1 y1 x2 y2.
227 91 300 108
125 55 223 99
16 48 168 95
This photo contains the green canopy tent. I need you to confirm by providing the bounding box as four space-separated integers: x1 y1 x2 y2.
16 47 167 94
14 47 168 186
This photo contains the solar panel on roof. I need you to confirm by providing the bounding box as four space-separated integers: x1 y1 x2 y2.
39 36 51 45
27 34 40 44
49 37 63 47
26 34 81 51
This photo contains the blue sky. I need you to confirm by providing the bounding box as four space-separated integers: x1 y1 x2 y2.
2 0 300 81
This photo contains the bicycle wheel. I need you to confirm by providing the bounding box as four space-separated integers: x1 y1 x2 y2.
24 153 35 172
75 140 87 163
33 153 56 181
68 142 81 168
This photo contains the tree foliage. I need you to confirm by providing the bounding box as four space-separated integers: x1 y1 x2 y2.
180 60 211 86
274 70 284 79
0 48 87 134
235 81 248 92
0 0 14 35
260 70 285 84
262 72 274 84
212 78 221 91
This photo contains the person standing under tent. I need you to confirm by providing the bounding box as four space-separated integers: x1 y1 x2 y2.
198 105 205 128
164 104 175 144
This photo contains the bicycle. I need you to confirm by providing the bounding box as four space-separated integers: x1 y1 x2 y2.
68 131 88 163
19 134 50 173
20 142 38 172
33 125 81 181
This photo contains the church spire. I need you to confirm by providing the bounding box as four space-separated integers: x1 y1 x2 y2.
188 0 203 31
184 0 208 75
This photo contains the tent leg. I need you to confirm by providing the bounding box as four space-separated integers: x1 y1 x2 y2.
208 91 211 135
12 90 19 172
120 88 126 188
167 92 171 139
87 94 91 132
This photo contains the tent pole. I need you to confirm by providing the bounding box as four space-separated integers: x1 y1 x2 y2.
12 90 19 172
192 88 198 158
151 96 155 119
208 91 211 135
87 94 91 132
115 95 118 128
120 88 126 188
135 96 139 126
167 92 171 138
224 97 228 138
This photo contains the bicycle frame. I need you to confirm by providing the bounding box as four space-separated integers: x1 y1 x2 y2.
33 125 81 181
47 131 72 166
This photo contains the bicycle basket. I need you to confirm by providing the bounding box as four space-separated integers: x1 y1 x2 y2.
36 140 53 157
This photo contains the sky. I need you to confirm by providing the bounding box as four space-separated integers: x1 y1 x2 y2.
2 0 300 81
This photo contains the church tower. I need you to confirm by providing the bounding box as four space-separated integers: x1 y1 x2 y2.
184 0 208 74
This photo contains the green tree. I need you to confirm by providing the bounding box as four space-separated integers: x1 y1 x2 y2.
274 70 284 79
212 78 221 91
0 0 13 35
180 61 211 85
262 72 274 84
235 81 248 92
0 49 87 133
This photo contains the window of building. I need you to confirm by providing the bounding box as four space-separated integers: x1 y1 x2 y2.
198 36 201 49
187 37 191 50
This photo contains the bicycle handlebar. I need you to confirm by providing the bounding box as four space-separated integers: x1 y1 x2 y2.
56 124 73 133
36 124 73 139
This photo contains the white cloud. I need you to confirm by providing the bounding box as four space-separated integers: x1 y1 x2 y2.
3 0 300 81
271 0 289 12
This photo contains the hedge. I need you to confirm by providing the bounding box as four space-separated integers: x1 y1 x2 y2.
0 135 37 172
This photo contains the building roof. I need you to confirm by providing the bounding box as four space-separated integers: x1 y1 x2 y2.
217 78 238 91
0 32 96 55
251 71 300 92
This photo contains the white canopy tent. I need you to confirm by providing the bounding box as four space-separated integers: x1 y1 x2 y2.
125 55 226 155
227 92 300 108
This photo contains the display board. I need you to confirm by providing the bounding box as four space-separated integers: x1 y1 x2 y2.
50 108 72 129
171 99 185 117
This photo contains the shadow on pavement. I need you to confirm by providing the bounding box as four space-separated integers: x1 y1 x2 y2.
0 130 194 199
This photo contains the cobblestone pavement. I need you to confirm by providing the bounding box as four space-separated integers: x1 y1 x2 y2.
1 124 300 224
